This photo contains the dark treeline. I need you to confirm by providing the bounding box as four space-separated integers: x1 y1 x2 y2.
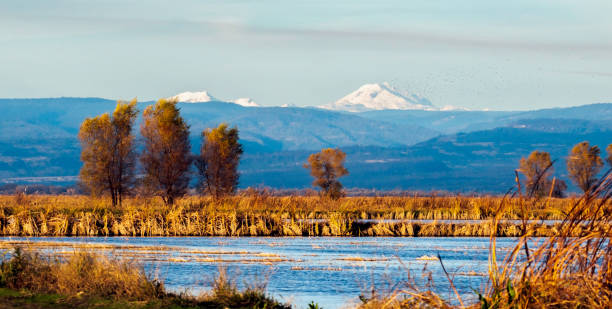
0 184 78 195
0 184 494 198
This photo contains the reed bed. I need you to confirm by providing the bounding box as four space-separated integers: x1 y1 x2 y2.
0 195 580 237
479 174 612 308
357 174 612 308
0 194 574 219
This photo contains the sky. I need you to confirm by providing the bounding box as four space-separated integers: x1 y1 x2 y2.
1 0 611 110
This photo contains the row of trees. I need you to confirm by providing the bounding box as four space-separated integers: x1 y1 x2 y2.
79 99 243 206
305 141 612 200
79 99 350 205
81 100 610 204
518 141 612 197
313 141 612 200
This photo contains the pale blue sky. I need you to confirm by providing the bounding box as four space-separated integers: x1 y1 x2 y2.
1 0 611 110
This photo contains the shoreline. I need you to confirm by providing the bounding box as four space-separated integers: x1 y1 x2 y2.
0 220 565 237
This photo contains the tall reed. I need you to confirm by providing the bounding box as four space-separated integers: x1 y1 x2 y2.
357 173 611 308
0 195 577 237
482 172 612 308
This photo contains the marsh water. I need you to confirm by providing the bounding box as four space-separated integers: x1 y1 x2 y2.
0 236 523 308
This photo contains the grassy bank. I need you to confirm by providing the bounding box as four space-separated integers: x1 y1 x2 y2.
0 195 586 237
0 248 289 309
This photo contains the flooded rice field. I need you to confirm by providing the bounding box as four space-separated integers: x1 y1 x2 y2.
0 236 522 308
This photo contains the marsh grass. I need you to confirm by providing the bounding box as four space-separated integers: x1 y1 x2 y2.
0 247 290 308
357 173 612 308
0 247 164 300
356 259 453 309
481 172 612 308
196 267 289 309
0 195 576 237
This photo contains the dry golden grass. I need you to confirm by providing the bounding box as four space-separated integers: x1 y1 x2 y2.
356 174 612 308
0 195 579 237
480 173 612 309
0 194 576 219
0 248 290 308
0 248 163 300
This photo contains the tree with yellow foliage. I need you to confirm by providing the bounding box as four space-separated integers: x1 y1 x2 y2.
518 150 566 197
195 123 243 198
304 148 349 199
567 141 603 193
140 99 192 205
78 99 138 206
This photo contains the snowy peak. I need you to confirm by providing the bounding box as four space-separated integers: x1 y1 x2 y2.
440 105 470 111
321 82 437 112
169 91 217 103
168 91 258 107
233 98 259 107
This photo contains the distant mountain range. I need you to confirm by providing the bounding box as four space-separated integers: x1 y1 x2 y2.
1 85 612 193
358 103 612 134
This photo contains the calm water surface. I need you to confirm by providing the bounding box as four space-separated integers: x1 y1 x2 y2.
0 237 521 308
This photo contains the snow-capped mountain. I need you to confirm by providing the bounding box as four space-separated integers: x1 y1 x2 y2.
169 91 258 107
321 82 437 112
169 91 217 103
233 98 259 107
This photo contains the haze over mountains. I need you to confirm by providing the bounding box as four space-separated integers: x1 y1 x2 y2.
1 83 611 193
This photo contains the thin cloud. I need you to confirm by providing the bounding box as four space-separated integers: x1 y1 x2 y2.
3 13 611 54
557 70 612 78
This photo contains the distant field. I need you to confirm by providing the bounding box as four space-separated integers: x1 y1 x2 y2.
0 195 586 237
